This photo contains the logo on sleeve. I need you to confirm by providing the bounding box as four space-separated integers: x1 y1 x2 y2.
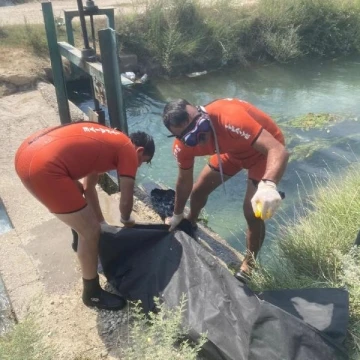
82 126 120 135
225 124 250 139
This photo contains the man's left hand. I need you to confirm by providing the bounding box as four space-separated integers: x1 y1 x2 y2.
251 180 282 220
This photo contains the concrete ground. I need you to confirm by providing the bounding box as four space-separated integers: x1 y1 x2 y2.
0 82 242 359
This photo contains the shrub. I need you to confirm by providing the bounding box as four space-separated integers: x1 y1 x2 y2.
0 317 53 360
121 295 207 360
116 0 360 74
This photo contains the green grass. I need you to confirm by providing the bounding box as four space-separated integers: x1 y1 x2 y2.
0 22 58 57
0 296 205 360
116 0 360 74
248 164 360 358
0 317 53 360
2 0 360 75
0 20 90 58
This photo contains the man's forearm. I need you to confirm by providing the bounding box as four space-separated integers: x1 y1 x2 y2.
262 147 289 184
174 179 192 214
120 197 133 220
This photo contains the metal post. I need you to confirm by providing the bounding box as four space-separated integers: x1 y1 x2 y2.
104 9 115 30
65 15 75 46
42 2 71 124
98 28 128 133
77 0 90 49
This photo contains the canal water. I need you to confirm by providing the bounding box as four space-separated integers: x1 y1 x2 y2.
0 199 12 236
67 56 360 252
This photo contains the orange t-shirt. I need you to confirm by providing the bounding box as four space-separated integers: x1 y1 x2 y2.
17 121 138 180
172 98 284 169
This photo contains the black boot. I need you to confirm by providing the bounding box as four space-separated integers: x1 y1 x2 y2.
82 275 127 311
234 270 251 284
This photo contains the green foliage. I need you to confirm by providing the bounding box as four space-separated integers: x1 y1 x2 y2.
116 0 360 74
24 19 49 57
249 164 360 357
0 21 48 56
117 0 209 74
198 208 209 226
12 0 34 3
3 0 360 74
286 113 339 130
0 318 53 360
253 0 360 60
122 295 207 360
295 0 360 57
0 19 82 58
289 139 333 162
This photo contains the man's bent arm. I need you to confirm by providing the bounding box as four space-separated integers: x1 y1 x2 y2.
252 129 289 184
174 167 194 214
83 173 104 223
119 176 135 220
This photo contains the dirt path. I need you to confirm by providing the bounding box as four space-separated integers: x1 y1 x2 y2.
0 0 257 25
0 0 132 25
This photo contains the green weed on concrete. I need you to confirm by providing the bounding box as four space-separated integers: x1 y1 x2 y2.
0 317 53 360
249 164 360 358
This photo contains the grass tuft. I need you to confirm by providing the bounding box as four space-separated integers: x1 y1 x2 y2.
0 317 53 360
249 164 360 358
121 295 207 360
116 0 360 74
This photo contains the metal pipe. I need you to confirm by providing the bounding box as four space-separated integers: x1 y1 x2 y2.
90 14 97 54
76 0 90 49
42 2 71 124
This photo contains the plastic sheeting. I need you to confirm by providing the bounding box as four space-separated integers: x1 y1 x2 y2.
98 223 349 360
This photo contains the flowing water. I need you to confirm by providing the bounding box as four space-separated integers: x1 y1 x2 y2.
0 199 12 236
68 56 360 252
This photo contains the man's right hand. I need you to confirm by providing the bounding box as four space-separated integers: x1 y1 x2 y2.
167 213 184 231
120 214 136 228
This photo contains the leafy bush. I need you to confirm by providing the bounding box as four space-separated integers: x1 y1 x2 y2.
116 0 360 74
121 295 207 360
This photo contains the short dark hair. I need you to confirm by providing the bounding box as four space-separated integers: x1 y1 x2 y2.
163 99 191 128
129 131 155 162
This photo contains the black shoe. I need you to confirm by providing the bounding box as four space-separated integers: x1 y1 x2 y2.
82 276 127 311
234 270 251 284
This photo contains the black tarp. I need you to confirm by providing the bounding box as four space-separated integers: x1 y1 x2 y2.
98 223 349 360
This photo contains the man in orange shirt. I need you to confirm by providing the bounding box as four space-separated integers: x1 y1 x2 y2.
15 122 155 310
163 98 289 282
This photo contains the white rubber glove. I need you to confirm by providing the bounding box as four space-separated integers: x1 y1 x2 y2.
120 214 136 228
167 213 184 231
251 180 282 220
